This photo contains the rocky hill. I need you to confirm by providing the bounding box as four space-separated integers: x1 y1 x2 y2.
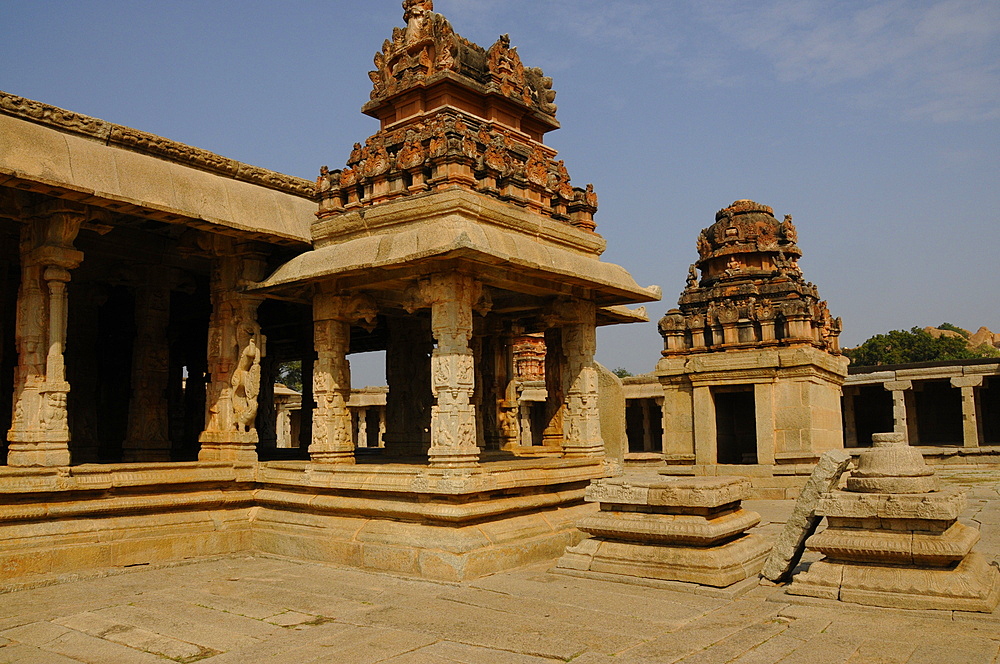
924 325 1000 350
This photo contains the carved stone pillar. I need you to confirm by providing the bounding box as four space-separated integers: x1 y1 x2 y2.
198 240 267 463
426 273 481 467
357 407 368 447
556 299 603 458
377 406 386 447
7 203 84 467
310 291 376 464
951 376 984 448
123 271 171 462
542 327 565 448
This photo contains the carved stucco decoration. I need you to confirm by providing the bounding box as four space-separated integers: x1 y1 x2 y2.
661 200 842 356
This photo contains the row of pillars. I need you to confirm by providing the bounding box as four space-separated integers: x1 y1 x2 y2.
844 377 986 448
5 206 604 467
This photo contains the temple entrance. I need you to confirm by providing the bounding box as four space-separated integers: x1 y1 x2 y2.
851 384 894 448
915 380 963 445
714 387 757 464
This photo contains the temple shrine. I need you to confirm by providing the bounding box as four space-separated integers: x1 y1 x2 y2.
655 200 848 472
0 1 658 582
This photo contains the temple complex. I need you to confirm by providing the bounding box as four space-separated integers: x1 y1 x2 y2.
0 1 659 583
654 200 848 473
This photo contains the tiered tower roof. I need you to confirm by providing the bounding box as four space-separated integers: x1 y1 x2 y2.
659 200 841 355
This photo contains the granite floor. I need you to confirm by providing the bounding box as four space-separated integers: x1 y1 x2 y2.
1 467 999 664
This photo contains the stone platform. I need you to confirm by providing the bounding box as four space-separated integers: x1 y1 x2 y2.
0 457 605 584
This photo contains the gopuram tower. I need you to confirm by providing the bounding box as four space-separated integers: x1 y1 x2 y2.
251 1 659 578
656 200 847 472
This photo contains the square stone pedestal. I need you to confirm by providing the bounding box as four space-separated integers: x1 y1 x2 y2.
554 475 771 588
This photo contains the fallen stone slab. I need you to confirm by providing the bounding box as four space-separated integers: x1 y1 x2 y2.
761 449 852 582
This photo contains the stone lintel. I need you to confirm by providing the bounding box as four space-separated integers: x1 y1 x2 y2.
951 375 984 389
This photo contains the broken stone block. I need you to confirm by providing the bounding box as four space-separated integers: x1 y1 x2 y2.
761 448 852 582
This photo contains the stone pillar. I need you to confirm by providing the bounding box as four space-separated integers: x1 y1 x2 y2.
7 203 84 467
426 273 480 467
377 406 386 447
123 272 171 462
519 398 533 446
951 376 984 448
542 327 565 448
655 396 666 453
659 376 694 458
754 382 776 465
883 380 914 444
310 291 376 464
198 241 267 463
558 300 603 458
693 385 716 465
357 407 368 448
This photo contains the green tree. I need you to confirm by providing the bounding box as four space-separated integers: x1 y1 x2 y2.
277 360 303 392
936 322 970 338
845 327 982 367
611 367 634 379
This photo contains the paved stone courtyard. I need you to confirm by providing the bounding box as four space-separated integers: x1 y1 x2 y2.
2 468 999 664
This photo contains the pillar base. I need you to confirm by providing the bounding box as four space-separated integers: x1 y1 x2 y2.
427 445 480 467
5 439 71 467
308 451 356 464
198 431 258 463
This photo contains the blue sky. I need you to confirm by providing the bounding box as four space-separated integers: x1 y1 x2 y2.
3 1 998 384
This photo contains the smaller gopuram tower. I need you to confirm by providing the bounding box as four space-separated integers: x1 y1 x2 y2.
656 200 847 471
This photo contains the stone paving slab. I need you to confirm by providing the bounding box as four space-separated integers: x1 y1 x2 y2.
0 467 999 663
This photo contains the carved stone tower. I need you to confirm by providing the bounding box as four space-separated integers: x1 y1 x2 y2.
256 1 658 469
655 200 847 471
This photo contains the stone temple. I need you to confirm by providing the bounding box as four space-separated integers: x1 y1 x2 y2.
0 1 659 583
654 200 848 472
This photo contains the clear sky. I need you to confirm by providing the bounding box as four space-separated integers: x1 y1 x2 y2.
3 1 998 385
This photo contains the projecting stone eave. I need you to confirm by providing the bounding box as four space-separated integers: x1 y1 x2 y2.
254 216 661 309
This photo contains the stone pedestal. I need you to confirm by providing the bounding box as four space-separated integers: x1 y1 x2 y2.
555 475 771 588
788 432 1000 611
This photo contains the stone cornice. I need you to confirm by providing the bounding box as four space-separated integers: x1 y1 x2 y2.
0 90 314 198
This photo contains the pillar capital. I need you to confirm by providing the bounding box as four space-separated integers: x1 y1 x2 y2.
951 375 984 389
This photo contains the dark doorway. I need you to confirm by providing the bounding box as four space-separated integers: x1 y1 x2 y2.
851 384 894 448
714 387 757 464
915 380 962 445
982 376 1000 446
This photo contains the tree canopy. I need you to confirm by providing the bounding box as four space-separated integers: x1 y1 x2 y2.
845 326 998 367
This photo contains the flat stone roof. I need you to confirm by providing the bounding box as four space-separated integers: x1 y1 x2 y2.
0 91 313 246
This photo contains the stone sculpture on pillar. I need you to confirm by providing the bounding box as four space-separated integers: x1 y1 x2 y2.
7 201 84 467
787 432 1000 611
198 238 268 463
